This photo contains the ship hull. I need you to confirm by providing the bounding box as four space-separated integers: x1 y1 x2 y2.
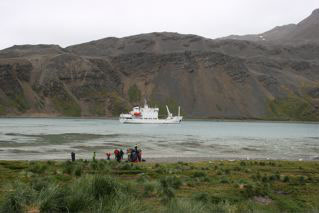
120 117 182 124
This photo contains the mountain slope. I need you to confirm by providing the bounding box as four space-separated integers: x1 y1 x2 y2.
1 10 319 120
285 9 319 44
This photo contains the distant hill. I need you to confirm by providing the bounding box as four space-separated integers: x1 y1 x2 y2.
220 9 319 45
220 24 296 43
0 9 319 120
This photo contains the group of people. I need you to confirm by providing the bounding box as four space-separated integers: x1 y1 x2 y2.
71 145 143 162
112 149 124 162
105 145 143 162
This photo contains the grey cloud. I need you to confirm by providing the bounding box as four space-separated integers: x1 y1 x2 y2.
0 0 318 49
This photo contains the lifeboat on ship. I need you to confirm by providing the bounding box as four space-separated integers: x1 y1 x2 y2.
134 112 141 116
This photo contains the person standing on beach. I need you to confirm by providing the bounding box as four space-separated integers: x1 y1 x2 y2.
120 149 124 160
114 149 120 162
127 148 132 162
138 149 142 162
134 145 142 162
71 152 75 162
106 152 111 160
93 151 96 162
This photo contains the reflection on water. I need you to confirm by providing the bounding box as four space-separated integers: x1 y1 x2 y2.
0 118 318 160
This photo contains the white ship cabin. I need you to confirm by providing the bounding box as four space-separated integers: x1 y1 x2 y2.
131 103 159 119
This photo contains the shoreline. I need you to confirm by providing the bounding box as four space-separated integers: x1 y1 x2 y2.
0 116 319 123
143 157 319 163
1 157 318 163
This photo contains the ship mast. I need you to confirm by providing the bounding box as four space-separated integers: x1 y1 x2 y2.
144 98 148 108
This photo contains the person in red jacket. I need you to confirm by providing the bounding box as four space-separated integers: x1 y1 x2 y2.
114 149 120 162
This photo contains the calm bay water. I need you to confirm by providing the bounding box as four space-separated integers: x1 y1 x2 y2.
0 118 318 160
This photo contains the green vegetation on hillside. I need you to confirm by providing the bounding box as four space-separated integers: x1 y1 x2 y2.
52 95 81 117
265 96 319 121
74 87 109 116
0 105 5 115
0 94 30 114
1 160 318 212
89 102 105 116
128 84 141 103
108 92 130 116
10 94 30 112
35 98 45 111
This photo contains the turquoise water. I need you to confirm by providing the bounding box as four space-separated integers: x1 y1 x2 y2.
0 118 318 160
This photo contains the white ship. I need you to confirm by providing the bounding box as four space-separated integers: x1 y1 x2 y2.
119 100 183 124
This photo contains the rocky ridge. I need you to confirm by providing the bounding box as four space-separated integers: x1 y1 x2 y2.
220 9 319 45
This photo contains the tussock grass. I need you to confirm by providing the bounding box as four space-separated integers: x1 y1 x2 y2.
37 184 68 212
74 166 82 177
0 160 319 212
143 181 157 197
0 181 36 213
160 176 183 190
163 199 239 213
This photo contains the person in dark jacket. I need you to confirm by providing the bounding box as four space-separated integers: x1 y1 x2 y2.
119 149 124 160
71 152 75 162
105 152 111 160
130 150 138 162
134 145 142 162
93 151 96 162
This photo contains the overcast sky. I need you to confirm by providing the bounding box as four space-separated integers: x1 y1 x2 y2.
1 0 318 50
